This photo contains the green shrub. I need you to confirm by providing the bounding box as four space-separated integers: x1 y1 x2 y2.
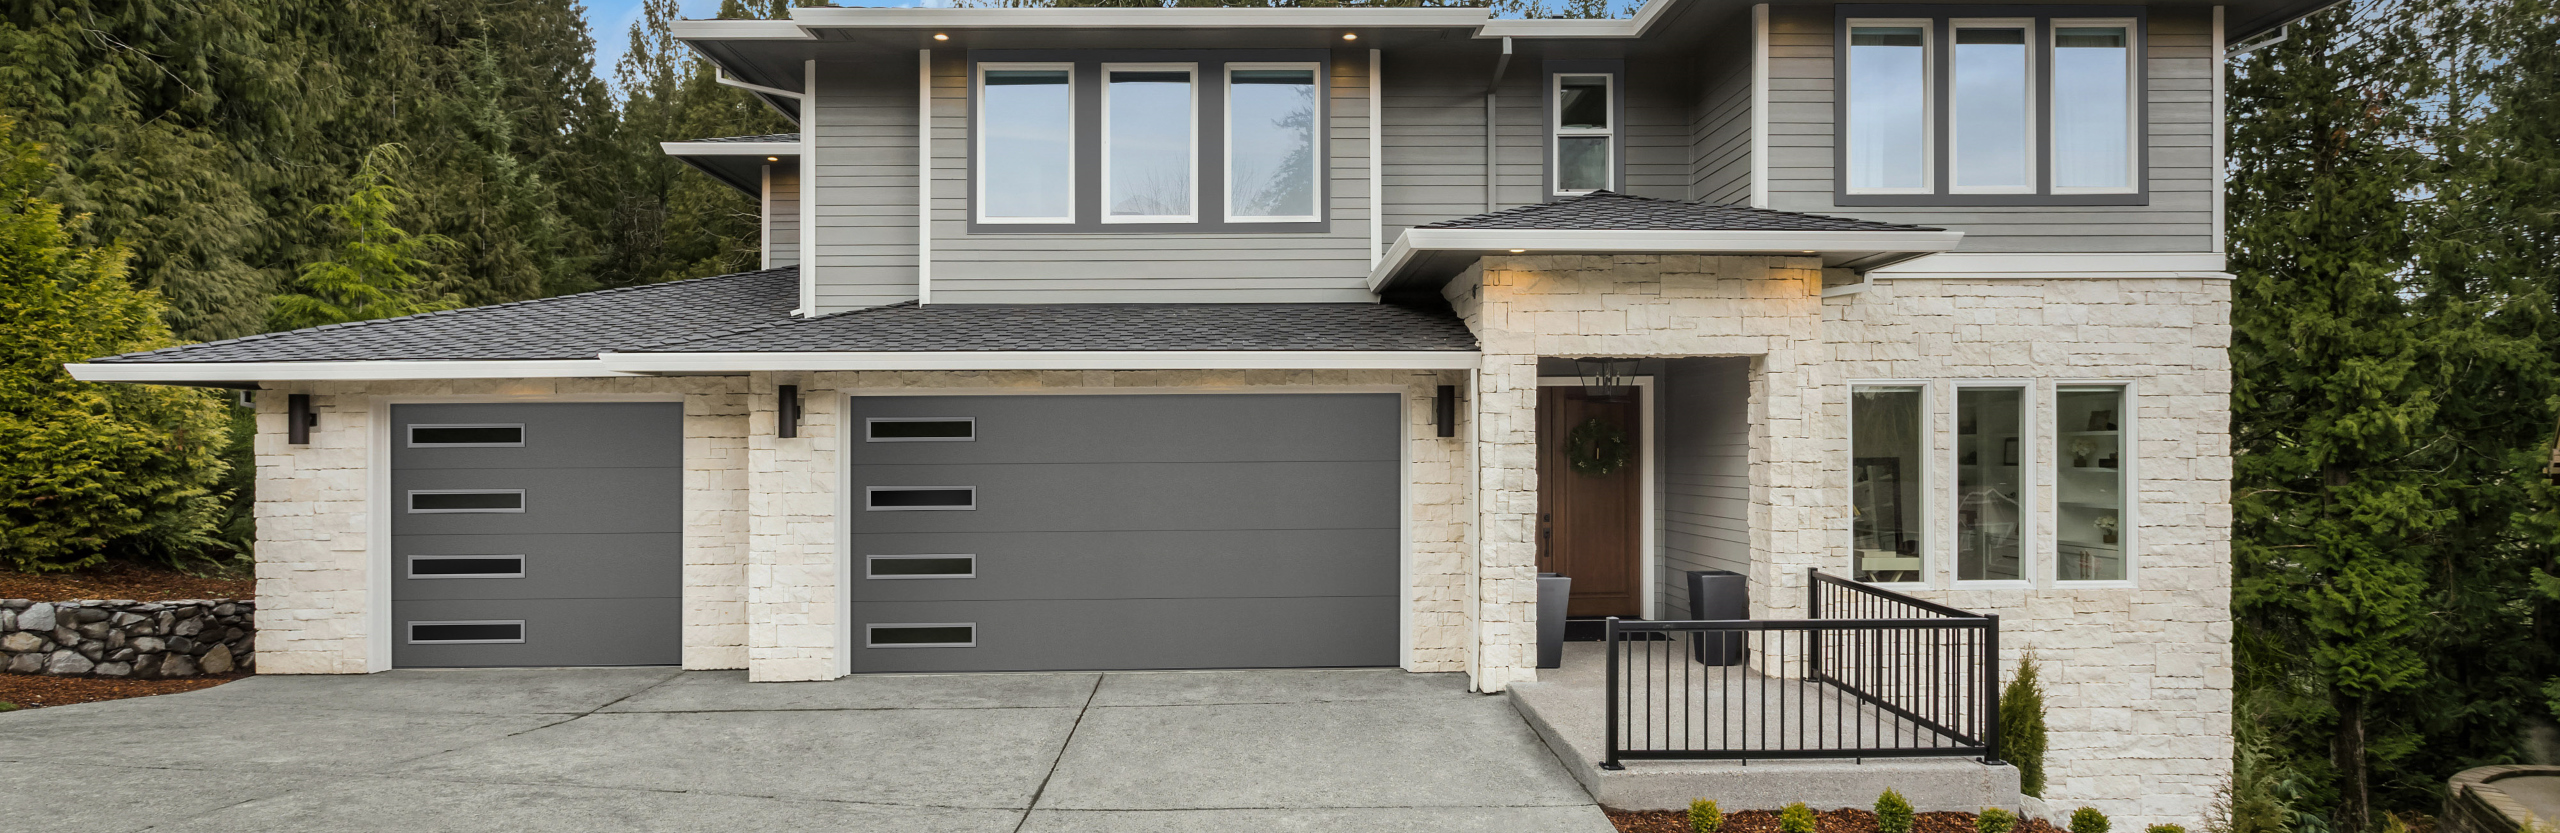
1977 807 2017 833
2146 825 2187 833
2000 655 2050 797
1875 789 1914 833
1689 799 1723 833
1780 802 1818 833
2070 807 2110 833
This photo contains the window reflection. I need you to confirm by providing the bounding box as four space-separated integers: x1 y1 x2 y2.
2053 26 2133 190
981 68 1074 221
1952 27 2030 190
1228 67 1318 220
1847 26 1928 191
1106 68 1195 220
1956 387 2025 581
2056 386 2127 581
1852 385 1926 582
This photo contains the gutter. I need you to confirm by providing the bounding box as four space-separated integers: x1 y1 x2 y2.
64 359 637 386
597 350 1484 373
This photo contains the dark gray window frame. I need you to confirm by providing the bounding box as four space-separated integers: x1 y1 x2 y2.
1833 4 2149 207
967 49 1333 234
1541 60 1627 199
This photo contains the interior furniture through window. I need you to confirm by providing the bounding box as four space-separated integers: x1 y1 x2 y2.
1955 386 2027 581
2056 385 2128 581
1851 384 1927 583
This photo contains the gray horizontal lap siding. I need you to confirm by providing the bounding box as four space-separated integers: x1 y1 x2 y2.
1690 18 1755 206
814 58 922 312
1764 6 2215 253
766 165 800 269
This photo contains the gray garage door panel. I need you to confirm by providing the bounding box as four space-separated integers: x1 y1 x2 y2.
392 533 681 601
389 402 682 471
850 528 1400 602
851 461 1399 533
852 394 1400 466
391 467 681 536
392 597 680 668
850 596 1397 673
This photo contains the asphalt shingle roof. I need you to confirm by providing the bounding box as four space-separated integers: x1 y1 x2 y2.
681 133 800 144
1416 190 1941 232
92 268 804 363
629 300 1478 353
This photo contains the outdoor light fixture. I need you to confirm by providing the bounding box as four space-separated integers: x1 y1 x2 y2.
1436 385 1459 438
1342 32 1357 40
1575 358 1640 403
1508 248 1526 253
287 394 317 444
766 156 780 162
934 33 949 40
777 385 802 439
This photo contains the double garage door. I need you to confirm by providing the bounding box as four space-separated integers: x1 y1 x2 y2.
390 394 1399 671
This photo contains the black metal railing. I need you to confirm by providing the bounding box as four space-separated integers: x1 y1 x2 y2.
1601 569 2001 768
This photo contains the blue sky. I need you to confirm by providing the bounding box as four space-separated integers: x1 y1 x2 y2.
583 0 939 82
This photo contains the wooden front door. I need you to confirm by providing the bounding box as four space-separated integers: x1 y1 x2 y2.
1537 385 1643 618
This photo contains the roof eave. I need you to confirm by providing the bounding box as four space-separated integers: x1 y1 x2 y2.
1366 228 1967 293
65 359 638 387
598 350 1482 373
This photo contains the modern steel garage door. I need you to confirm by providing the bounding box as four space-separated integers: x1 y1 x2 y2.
390 402 682 667
849 393 1401 673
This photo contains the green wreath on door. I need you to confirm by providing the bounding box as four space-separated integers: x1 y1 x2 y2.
1566 416 1631 476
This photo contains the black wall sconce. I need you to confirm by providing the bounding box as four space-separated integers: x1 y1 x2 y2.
1435 385 1459 438
287 394 317 444
777 385 802 439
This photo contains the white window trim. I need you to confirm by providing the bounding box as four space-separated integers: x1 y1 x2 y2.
865 554 978 580
1949 380 2036 589
1843 18 1937 196
1099 62 1200 224
1549 72 1616 196
1222 61 1324 224
406 620 527 645
865 416 976 442
2053 380 2137 586
404 423 525 448
2048 19 2142 196
1847 380 1932 590
974 62 1077 225
406 554 527 580
866 623 977 649
863 485 977 512
405 489 527 514
1946 19 2039 196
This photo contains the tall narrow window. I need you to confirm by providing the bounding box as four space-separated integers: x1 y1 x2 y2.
978 65 1074 223
1951 23 2032 192
1552 74 1613 194
1845 24 1930 193
1103 64 1196 222
1955 386 2027 582
2051 24 2135 192
2056 386 2128 581
1226 65 1320 222
1851 385 1927 583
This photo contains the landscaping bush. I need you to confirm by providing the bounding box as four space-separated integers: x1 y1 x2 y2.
1689 799 1723 833
1875 789 1914 833
2000 655 2050 797
1779 803 1817 833
2146 825 2187 833
1977 807 2017 833
2070 807 2109 833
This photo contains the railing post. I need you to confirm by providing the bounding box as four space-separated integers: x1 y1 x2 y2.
1602 616 1625 770
1981 614 2005 765
1805 570 1823 683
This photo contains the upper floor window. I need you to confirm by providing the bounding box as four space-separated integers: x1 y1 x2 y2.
1553 74 1616 194
970 51 1329 233
1836 7 2146 206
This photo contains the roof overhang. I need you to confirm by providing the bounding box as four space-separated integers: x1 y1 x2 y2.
1367 227 1967 294
660 141 799 197
599 350 1482 373
64 360 635 387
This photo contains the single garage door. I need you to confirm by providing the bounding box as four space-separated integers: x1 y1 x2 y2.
390 402 682 667
849 393 1401 673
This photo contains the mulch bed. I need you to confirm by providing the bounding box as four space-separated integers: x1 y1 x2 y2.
1610 808 2066 833
0 561 254 602
0 671 248 710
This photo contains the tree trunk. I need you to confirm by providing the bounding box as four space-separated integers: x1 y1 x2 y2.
2334 692 2371 833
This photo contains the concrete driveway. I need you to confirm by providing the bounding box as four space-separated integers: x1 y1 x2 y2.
0 667 1613 832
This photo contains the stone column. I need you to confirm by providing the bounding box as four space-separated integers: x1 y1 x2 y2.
745 372 845 681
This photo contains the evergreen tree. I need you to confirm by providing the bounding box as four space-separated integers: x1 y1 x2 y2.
271 146 459 330
591 0 792 288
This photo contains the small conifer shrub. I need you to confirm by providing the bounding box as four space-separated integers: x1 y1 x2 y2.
1780 802 1818 833
2070 807 2110 833
1875 789 1915 833
1689 799 1724 833
1977 807 2018 833
2146 825 2187 833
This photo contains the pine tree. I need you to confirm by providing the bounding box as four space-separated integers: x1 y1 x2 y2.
270 146 459 330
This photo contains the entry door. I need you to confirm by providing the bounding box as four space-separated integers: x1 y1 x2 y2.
1537 386 1643 618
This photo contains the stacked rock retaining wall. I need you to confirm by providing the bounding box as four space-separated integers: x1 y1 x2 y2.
0 599 253 678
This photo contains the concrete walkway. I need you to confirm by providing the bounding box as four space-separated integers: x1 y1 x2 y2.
0 667 1613 832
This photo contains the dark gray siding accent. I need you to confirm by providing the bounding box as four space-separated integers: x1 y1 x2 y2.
1766 6 2215 252
765 164 799 269
847 393 1400 673
390 403 682 668
924 49 1377 305
811 58 922 311
1381 55 1493 245
1690 17 1756 205
1658 357 1751 619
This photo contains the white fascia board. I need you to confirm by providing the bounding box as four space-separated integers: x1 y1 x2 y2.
598 351 1482 373
670 19 811 40
65 360 636 383
659 142 800 158
1474 0 1675 39
1866 252 2231 279
1366 227 1966 291
784 7 1490 30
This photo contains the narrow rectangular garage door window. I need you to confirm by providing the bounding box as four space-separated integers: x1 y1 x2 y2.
408 621 526 644
408 490 527 513
867 418 975 442
407 424 526 447
869 624 976 648
867 555 976 579
866 487 975 510
408 555 527 579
